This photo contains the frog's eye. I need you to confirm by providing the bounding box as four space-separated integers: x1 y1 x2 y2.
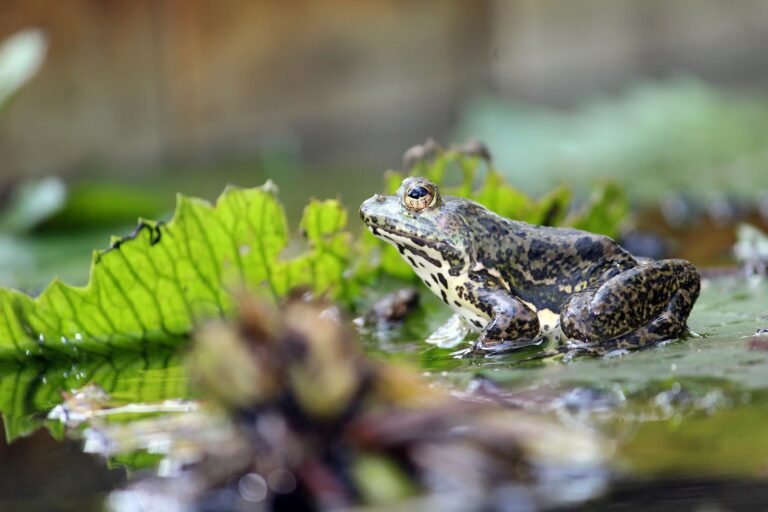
403 182 437 211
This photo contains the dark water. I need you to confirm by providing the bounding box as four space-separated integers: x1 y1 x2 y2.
570 478 768 512
0 422 125 512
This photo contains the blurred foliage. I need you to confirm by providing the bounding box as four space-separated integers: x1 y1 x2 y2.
0 29 46 110
734 223 768 276
36 182 169 232
0 229 115 292
0 179 170 234
0 177 66 233
458 78 768 201
362 144 628 280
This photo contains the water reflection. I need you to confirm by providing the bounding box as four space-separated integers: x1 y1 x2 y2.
0 349 188 441
0 421 125 512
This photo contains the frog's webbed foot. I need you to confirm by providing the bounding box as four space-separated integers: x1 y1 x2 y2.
560 339 630 359
560 259 701 350
425 313 472 348
465 335 546 357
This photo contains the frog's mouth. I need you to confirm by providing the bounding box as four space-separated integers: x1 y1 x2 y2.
366 224 453 271
367 224 426 247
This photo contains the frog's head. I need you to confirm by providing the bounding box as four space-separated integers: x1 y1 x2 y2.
359 177 475 275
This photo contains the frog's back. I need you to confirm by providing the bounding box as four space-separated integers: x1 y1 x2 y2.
467 210 637 311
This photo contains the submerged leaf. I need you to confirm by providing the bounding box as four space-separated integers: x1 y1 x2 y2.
0 184 353 359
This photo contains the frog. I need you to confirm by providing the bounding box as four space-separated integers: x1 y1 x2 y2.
359 176 701 355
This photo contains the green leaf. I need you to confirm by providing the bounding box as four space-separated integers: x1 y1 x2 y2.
568 182 629 238
0 179 170 235
0 29 47 110
0 183 353 359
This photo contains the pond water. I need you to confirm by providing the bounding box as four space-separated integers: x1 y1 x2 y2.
0 274 767 510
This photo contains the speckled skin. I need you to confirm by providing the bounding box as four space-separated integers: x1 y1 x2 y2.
360 177 701 355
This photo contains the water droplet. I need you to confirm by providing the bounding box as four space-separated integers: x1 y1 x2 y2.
239 473 268 502
74 333 83 341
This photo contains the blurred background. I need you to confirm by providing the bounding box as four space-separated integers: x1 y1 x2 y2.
1 0 768 286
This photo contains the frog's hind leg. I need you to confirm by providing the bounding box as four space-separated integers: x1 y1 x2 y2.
559 259 700 349
566 291 696 356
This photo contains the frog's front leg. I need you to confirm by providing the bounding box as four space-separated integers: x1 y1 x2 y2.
467 285 540 354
